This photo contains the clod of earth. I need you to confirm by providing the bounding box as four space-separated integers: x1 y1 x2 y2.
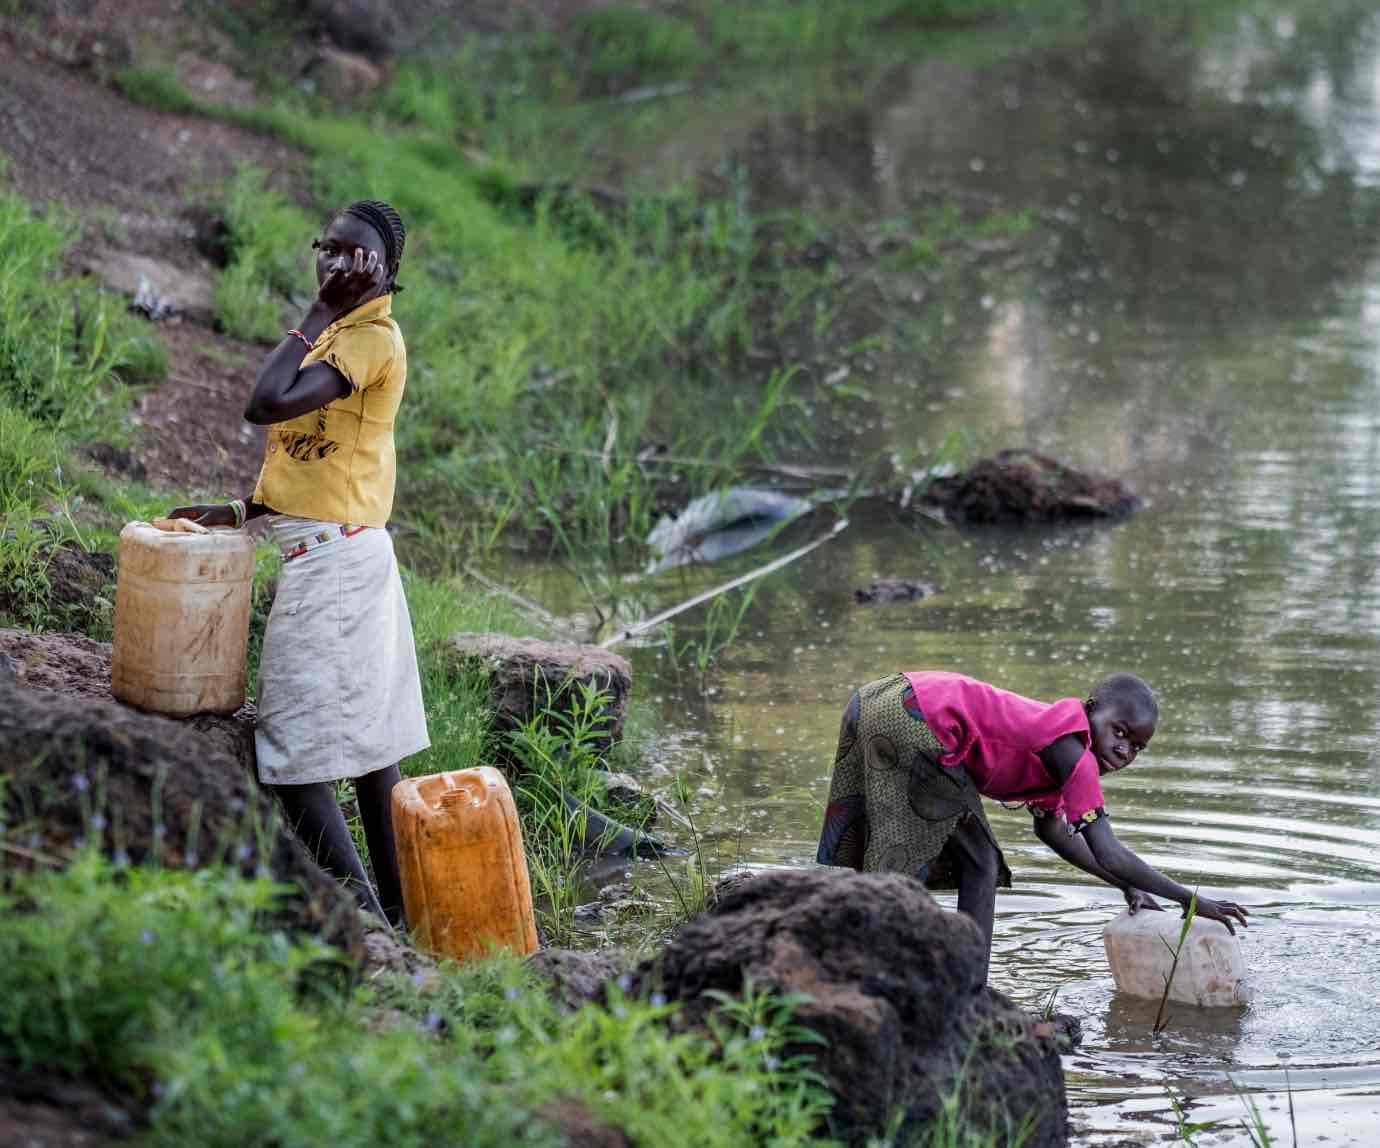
853 577 937 604
0 629 363 962
447 632 633 752
921 449 1142 525
626 868 1068 1147
0 539 115 633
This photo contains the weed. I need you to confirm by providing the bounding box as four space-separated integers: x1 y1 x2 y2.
115 68 202 114
1 854 837 1147
653 773 716 923
1168 1089 1220 1146
1153 893 1197 1034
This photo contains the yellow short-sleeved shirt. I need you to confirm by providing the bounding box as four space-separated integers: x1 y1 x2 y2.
253 295 407 528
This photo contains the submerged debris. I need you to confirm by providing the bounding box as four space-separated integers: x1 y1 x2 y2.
921 449 1142 525
645 487 817 572
853 577 937 604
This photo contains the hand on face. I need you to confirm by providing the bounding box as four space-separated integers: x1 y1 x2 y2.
313 213 389 315
317 245 385 313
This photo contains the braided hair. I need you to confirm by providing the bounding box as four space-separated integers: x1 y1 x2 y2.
339 199 406 293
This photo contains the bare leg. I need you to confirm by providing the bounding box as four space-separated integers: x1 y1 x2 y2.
951 814 1000 983
274 780 388 922
355 763 404 928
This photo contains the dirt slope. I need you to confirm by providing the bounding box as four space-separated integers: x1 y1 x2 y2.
0 26 306 497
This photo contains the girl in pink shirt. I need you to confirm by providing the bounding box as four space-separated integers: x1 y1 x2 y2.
817 671 1248 979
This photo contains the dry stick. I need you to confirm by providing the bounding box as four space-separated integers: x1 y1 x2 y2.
600 518 850 650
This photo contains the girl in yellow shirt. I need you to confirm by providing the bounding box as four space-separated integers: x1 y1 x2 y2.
171 200 429 926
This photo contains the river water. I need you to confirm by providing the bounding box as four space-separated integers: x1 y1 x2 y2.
502 4 1380 1143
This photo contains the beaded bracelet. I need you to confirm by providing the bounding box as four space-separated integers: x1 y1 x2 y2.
228 499 247 529
288 329 314 350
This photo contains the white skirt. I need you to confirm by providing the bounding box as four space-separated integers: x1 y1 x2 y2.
254 516 431 785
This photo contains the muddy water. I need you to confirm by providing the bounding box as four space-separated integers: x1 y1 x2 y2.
506 5 1380 1143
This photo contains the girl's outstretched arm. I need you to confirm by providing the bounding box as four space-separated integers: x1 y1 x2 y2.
1032 813 1163 913
1080 817 1250 933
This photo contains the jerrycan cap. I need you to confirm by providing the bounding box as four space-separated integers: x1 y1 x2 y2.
437 774 488 809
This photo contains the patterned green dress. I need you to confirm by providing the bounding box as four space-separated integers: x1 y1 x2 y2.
816 673 1012 889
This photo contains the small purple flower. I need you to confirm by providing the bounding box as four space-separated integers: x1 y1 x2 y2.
185 851 200 867
649 992 667 1008
765 1056 780 1071
748 1025 767 1042
504 986 520 1002
611 1002 627 1019
235 844 253 863
423 1011 443 1032
89 814 107 831
113 849 130 866
229 798 246 813
140 929 156 946
410 969 429 988
72 773 89 793
152 823 167 840
616 973 633 993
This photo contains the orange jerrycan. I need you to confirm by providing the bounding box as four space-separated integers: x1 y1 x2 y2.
111 521 256 716
393 768 539 961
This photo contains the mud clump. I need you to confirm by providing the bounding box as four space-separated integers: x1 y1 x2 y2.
853 577 937 604
0 630 362 961
922 449 1141 525
629 868 1067 1147
448 633 633 756
0 1062 137 1148
0 539 115 633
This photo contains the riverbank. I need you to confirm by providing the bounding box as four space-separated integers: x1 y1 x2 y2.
13 0 1369 1143
0 2 1081 1144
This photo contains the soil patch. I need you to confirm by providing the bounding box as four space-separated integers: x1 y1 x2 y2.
0 1063 137 1148
922 449 1142 525
0 28 306 268
130 321 267 498
0 629 362 961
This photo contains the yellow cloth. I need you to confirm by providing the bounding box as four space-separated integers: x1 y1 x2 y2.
252 295 407 528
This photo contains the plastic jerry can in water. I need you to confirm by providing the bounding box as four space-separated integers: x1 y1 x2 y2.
111 521 256 716
393 768 539 962
1103 908 1252 1007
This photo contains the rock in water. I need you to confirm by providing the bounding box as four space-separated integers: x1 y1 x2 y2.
629 868 1067 1147
922 449 1141 525
853 577 937 604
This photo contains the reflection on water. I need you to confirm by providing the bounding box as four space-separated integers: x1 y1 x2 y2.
507 4 1380 1143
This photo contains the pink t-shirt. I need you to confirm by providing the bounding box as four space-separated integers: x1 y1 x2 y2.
902 671 1105 825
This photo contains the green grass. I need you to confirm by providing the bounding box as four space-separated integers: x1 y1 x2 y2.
0 189 167 630
0 854 836 1148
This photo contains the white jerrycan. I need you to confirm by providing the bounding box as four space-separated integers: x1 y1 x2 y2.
1103 908 1251 1007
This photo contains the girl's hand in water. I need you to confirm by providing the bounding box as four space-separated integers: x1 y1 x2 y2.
167 504 236 528
1192 897 1250 935
1124 888 1163 914
317 246 384 314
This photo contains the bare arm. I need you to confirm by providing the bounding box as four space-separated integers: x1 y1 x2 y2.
1080 817 1249 933
243 245 384 425
1033 813 1163 912
1035 733 1246 930
243 302 351 425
